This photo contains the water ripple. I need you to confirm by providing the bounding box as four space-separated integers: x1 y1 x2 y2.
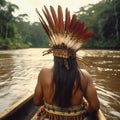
0 49 120 120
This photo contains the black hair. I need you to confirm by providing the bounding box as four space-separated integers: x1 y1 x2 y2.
52 56 81 108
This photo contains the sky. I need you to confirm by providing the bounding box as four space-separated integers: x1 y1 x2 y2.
7 0 101 23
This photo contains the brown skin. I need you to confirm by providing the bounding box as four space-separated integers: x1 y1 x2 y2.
34 68 100 114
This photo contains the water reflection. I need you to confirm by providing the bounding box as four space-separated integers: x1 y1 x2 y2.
0 49 53 114
78 50 120 120
0 54 14 82
0 49 120 120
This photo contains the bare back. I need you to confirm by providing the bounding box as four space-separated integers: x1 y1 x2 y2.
34 68 100 113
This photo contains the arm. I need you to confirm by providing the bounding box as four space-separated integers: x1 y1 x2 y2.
33 69 44 106
82 70 100 113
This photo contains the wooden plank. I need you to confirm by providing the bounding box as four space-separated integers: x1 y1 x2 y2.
98 109 106 120
0 92 34 120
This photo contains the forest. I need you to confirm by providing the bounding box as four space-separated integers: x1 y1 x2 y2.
0 0 120 49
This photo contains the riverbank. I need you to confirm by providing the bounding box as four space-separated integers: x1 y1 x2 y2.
0 44 30 50
0 46 120 51
0 45 10 50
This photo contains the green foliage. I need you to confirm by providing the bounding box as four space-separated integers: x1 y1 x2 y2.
28 22 49 48
0 37 30 49
15 21 49 48
0 0 6 8
0 0 120 49
77 0 120 49
0 0 31 49
0 0 49 49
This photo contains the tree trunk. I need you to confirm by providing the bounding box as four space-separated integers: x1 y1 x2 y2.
113 1 119 41
5 23 8 39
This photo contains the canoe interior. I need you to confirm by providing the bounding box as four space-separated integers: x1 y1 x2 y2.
0 93 38 120
0 92 106 120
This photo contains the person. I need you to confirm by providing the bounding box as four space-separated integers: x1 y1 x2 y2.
34 5 100 120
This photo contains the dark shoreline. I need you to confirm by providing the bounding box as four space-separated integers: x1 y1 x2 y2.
0 45 10 50
0 46 120 51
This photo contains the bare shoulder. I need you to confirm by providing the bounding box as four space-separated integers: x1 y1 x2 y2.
79 69 93 92
38 68 53 83
41 67 53 72
80 69 92 82
80 69 91 76
39 68 52 76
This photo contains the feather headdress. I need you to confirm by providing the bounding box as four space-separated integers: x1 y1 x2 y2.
36 5 93 59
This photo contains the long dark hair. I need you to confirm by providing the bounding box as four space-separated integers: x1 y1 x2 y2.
52 56 81 108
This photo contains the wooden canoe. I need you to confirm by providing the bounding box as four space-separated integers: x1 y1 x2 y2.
0 92 38 120
0 92 106 120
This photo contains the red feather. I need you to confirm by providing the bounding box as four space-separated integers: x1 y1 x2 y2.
50 6 59 32
36 8 52 39
70 14 77 31
65 8 70 32
43 6 55 32
83 32 94 40
71 21 82 36
58 5 64 33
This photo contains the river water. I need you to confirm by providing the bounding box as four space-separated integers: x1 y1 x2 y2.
0 48 120 120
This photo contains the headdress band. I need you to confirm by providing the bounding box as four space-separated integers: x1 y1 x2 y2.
42 48 75 59
53 49 75 59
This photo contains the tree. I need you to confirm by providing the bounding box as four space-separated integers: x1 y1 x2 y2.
0 0 31 49
76 0 120 49
0 1 19 39
28 22 49 47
